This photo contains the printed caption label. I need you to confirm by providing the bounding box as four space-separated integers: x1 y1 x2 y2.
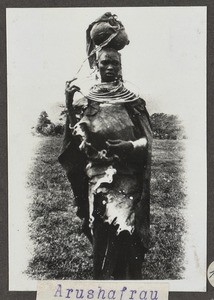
36 280 169 300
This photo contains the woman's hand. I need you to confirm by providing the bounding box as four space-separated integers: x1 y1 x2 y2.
65 81 80 109
106 139 134 157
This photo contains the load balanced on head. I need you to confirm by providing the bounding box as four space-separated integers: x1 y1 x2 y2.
86 12 130 68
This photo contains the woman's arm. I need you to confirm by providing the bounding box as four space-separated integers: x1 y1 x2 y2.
65 82 80 127
106 137 148 159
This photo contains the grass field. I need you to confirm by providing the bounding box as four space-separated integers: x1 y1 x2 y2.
26 136 187 280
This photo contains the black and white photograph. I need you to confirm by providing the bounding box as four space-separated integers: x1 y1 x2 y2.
7 6 206 292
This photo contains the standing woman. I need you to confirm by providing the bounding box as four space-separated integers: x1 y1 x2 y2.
59 14 152 280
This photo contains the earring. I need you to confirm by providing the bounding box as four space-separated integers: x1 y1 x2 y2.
94 67 100 81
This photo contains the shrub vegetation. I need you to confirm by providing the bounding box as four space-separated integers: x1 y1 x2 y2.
34 110 186 140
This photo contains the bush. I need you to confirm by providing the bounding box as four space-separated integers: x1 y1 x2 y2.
35 111 64 136
35 110 186 139
150 113 186 140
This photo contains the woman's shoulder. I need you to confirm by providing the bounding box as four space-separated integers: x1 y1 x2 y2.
126 97 147 112
126 97 151 126
132 97 146 107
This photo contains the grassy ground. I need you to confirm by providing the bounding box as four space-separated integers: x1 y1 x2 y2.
26 136 187 280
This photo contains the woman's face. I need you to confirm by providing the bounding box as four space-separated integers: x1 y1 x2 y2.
97 50 121 82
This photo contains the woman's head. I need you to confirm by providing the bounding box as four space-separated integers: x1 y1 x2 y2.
96 47 122 82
